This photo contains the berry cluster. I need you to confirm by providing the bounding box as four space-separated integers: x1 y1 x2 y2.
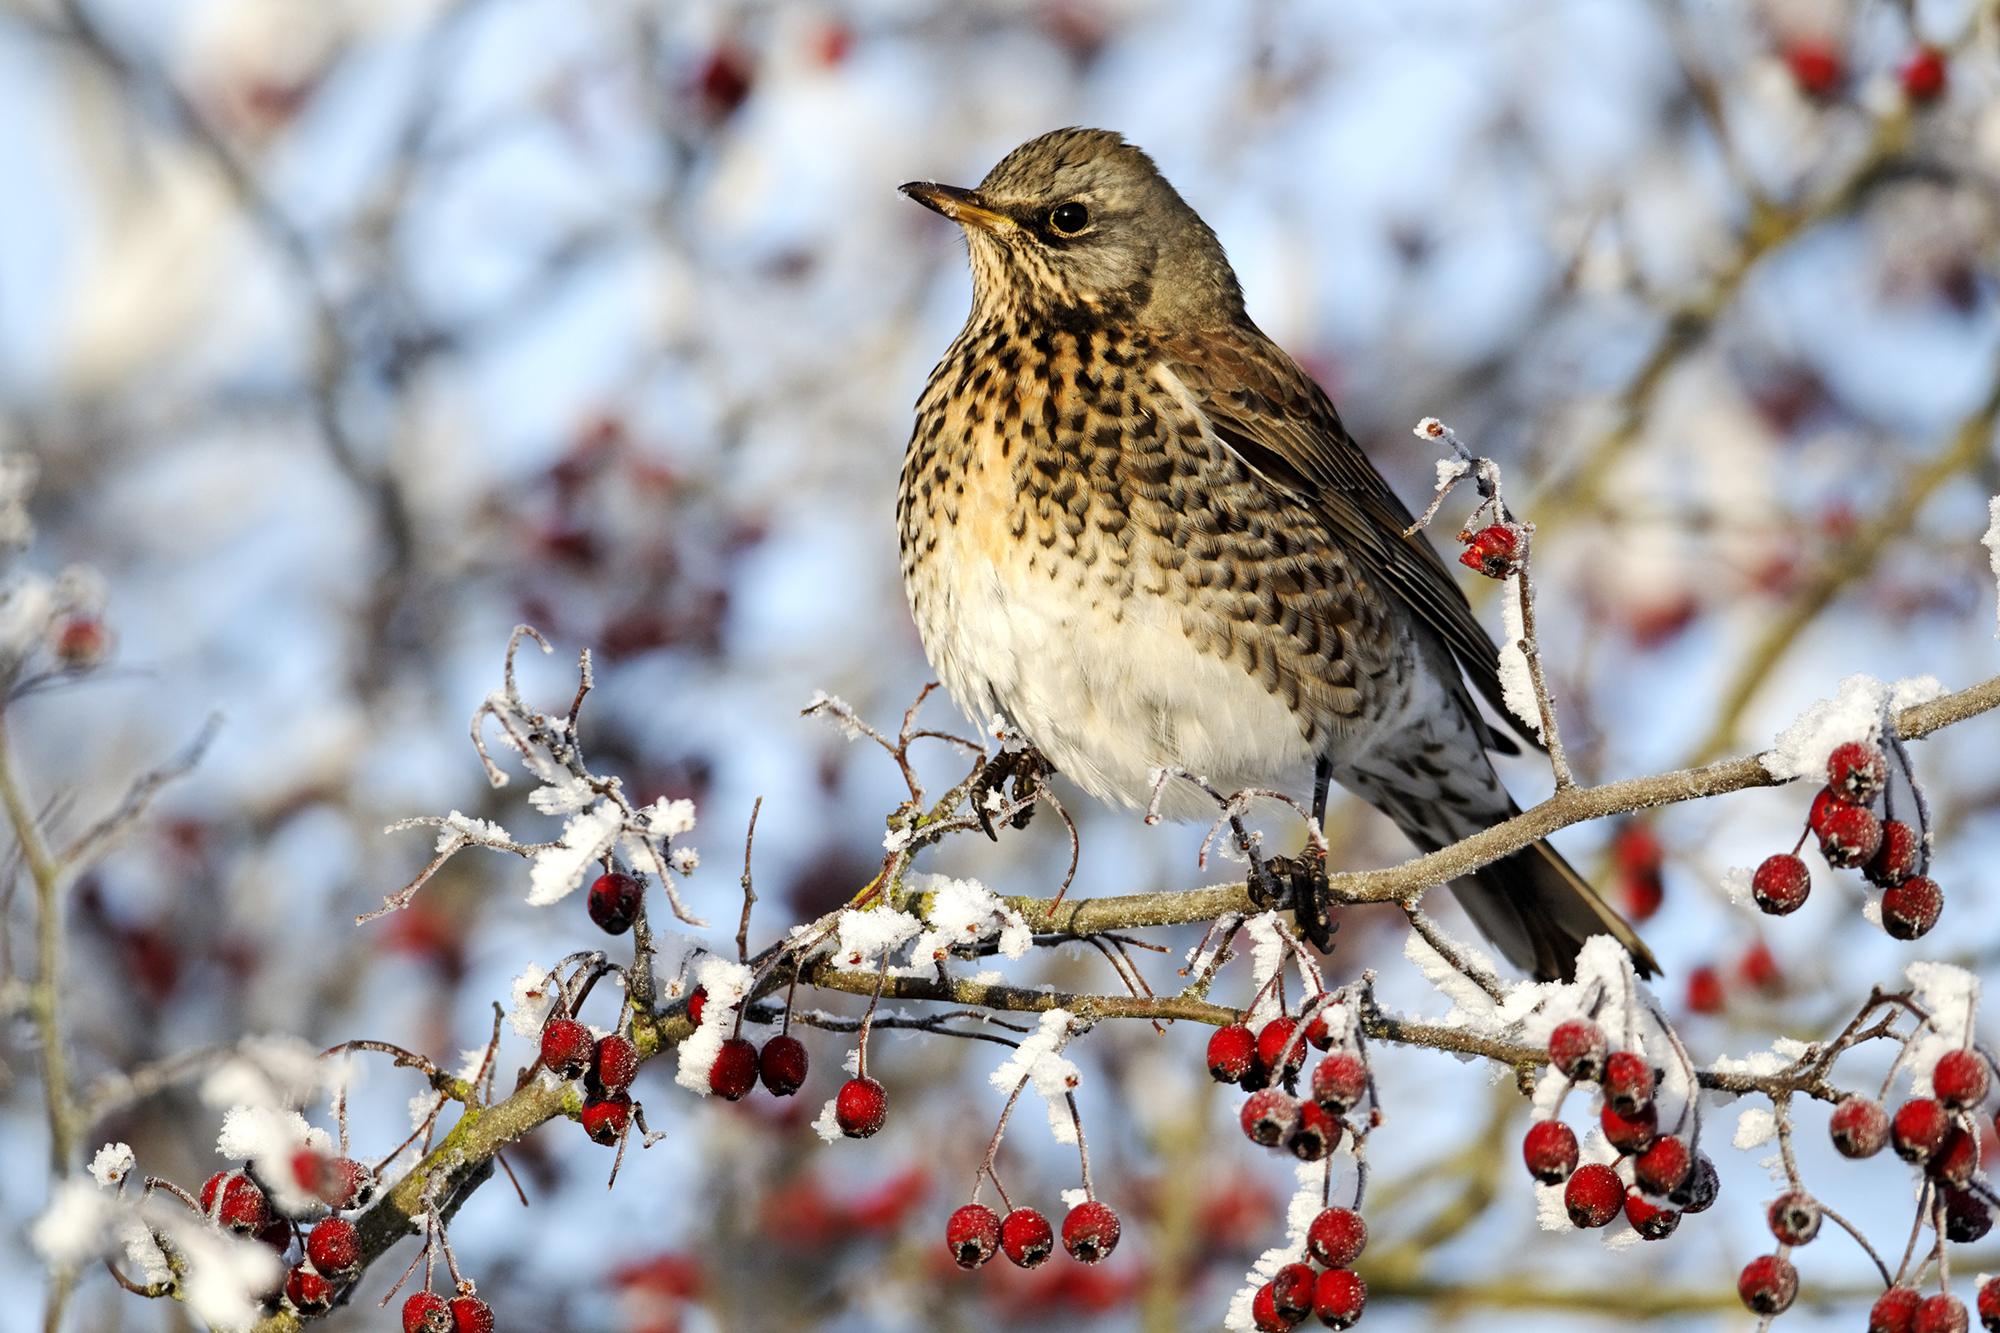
1750 740 1942 940
399 1289 496 1333
944 1198 1121 1271
1456 523 1523 580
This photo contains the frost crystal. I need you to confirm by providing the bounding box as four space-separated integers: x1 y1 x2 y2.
642 797 697 838
1904 960 1980 1097
1762 674 1944 782
508 963 556 1038
833 905 922 969
1223 1162 1324 1330
171 1218 283 1331
431 810 509 853
32 1179 111 1266
1983 495 2000 636
1496 575 1544 739
199 1034 323 1111
670 846 700 875
527 800 624 905
1242 912 1291 1027
89 1142 135 1188
1720 865 1755 909
987 1010 1082 1144
804 690 867 740
528 774 596 815
909 875 1032 964
811 1095 844 1142
675 956 753 1095
1733 1106 1777 1149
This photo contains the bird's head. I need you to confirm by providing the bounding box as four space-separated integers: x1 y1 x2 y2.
901 128 1243 329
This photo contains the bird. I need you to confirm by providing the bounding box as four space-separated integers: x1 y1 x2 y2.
895 128 1654 982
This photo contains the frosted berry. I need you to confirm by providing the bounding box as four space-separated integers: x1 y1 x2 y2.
686 986 707 1026
1241 1089 1300 1148
1930 1125 1977 1188
1980 1277 2000 1331
1872 1287 1924 1333
1814 798 1882 868
1600 1100 1658 1154
1270 1263 1317 1324
1303 1009 1336 1050
1250 1283 1290 1332
758 1034 809 1097
1945 1186 1994 1243
945 1203 1001 1269
257 1218 292 1254
1601 1051 1653 1116
402 1291 453 1333
1902 47 1948 103
1883 875 1944 939
1686 965 1725 1015
1311 1051 1368 1116
1866 820 1921 887
587 871 643 934
1785 40 1843 100
999 1207 1054 1268
1288 1100 1342 1161
1522 1119 1579 1184
1564 1163 1624 1228
1312 1268 1368 1329
1751 853 1811 915
1061 1200 1121 1263
1767 1191 1821 1245
1934 1050 1990 1109
1207 1023 1258 1083
1633 1135 1692 1195
835 1076 887 1137
449 1295 496 1333
709 1037 759 1100
304 1217 359 1279
590 1033 640 1095
285 1266 336 1315
540 1017 593 1082
1916 1294 1969 1333
1892 1097 1949 1162
1830 1095 1890 1158
1668 1152 1720 1213
316 1155 373 1211
1827 741 1888 803
1257 1017 1306 1080
1459 523 1522 578
1306 1207 1367 1268
201 1170 269 1235
1624 1193 1680 1240
581 1092 630 1145
1737 1254 1798 1315
1548 1019 1607 1081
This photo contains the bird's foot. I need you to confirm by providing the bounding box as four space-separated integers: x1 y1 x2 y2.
1267 847 1338 953
969 745 1053 840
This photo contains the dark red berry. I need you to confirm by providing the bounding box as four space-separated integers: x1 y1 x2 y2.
1303 1009 1336 1050
1815 798 1882 868
1979 1276 2000 1331
402 1291 452 1333
1872 1287 1924 1333
316 1155 372 1211
449 1295 495 1333
1867 820 1921 887
581 1093 630 1145
1883 875 1944 939
305 1217 360 1279
1600 1100 1658 1154
1207 1024 1258 1083
1916 1294 1969 1333
1827 741 1888 803
1767 1190 1821 1245
1061 1200 1120 1264
1934 1050 1990 1109
1893 1098 1950 1162
758 1034 808 1097
1633 1135 1692 1195
1831 1095 1890 1158
1287 1100 1342 1161
1738 1254 1799 1315
709 1037 758 1100
1944 1185 1994 1243
201 1171 269 1235
1311 1051 1368 1115
835 1076 886 1137
285 1266 336 1314
1251 1283 1290 1332
1257 1018 1306 1080
1930 1124 1977 1188
1241 1089 1300 1148
1522 1119 1579 1184
1785 40 1844 100
590 1034 639 1095
1564 1163 1624 1228
1624 1192 1680 1240
1548 1019 1607 1082
1270 1262 1317 1324
1458 523 1522 578
1668 1152 1720 1213
587 871 643 934
687 986 706 1026
540 1017 593 1081
945 1203 1001 1269
1685 965 1725 1014
1752 853 1811 915
1313 1268 1367 1329
999 1207 1054 1268
1306 1207 1367 1268
1601 1051 1653 1117
1902 47 1948 102
257 1218 292 1254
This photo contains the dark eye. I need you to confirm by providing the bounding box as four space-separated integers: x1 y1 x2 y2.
1047 202 1090 235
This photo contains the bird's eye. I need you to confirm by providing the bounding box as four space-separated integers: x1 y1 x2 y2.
1047 202 1090 235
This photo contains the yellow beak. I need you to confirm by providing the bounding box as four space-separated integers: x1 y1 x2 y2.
900 182 1015 235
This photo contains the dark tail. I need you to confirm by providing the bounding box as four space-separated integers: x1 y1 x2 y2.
1449 839 1659 982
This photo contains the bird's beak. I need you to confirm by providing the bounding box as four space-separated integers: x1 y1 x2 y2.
900 181 1015 235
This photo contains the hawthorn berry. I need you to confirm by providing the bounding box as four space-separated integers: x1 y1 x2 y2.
1892 1097 1950 1162
1061 1200 1121 1264
1257 1017 1306 1080
999 1207 1054 1268
1930 1125 1977 1188
1902 48 1948 102
709 1037 759 1100
1827 741 1888 803
315 1155 373 1211
1751 853 1811 915
1872 1287 1925 1333
304 1217 360 1279
1916 1294 1970 1333
540 1018 593 1082
257 1218 292 1254
1980 1276 2000 1331
1600 1100 1658 1154
687 986 707 1026
201 1171 269 1235
1944 1185 1994 1243
835 1076 887 1137
1564 1163 1624 1228
1522 1119 1579 1184
1601 1051 1653 1117
402 1291 453 1333
945 1203 1001 1269
1207 1024 1258 1083
1767 1191 1822 1245
1459 523 1522 578
1737 1254 1799 1315
1883 875 1944 939
1288 1100 1342 1162
1312 1268 1367 1329
1867 820 1921 887
1306 1207 1367 1268
1685 965 1725 1015
1548 1019 1607 1082
449 1295 496 1333
590 1034 640 1095
581 1093 631 1145
1814 797 1882 868
587 871 643 934
1241 1089 1300 1148
1785 39 1844 100
1633 1135 1692 1195
1624 1193 1680 1240
758 1034 809 1097
285 1265 336 1315
1668 1152 1720 1213
1311 1051 1368 1116
1934 1050 1989 1109
1250 1283 1290 1332
1831 1094 1891 1158
1270 1262 1317 1324
1303 1009 1336 1050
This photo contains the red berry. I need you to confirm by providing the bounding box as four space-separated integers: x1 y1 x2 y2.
1785 40 1844 100
1934 1050 1990 1109
1061 1200 1120 1264
1751 853 1812 915
1685 965 1725 1015
1241 1089 1300 1148
540 1017 592 1081
317 1155 372 1211
945 1203 1001 1269
257 1218 292 1254
590 1034 640 1095
449 1295 495 1333
1257 1018 1306 1080
1737 1254 1799 1315
1633 1135 1692 1196
1831 1094 1890 1157
1310 1051 1368 1115
1917 1294 1970 1333
304 1217 359 1279
1600 1100 1658 1154
1270 1262 1317 1324
1667 1152 1720 1213
1979 1277 2000 1331
587 871 643 934
1312 1268 1367 1329
1872 1287 1924 1333
1867 820 1921 887
758 1034 809 1097
1548 1019 1607 1082
1601 1051 1654 1116
1624 1192 1680 1240
1564 1163 1624 1228
1287 1100 1343 1161
999 1207 1054 1268
52 614 110 668
696 44 753 119
1945 1185 1994 1243
1930 1124 1977 1188
1767 1190 1822 1245
1207 1023 1257 1083
403 1291 453 1333
835 1076 887 1137
1306 1207 1367 1268
1827 741 1888 803
1883 875 1944 939
285 1265 336 1314
1893 1097 1950 1162
1522 1119 1579 1184
709 1037 759 1100
687 986 707 1026
1251 1283 1291 1332
581 1092 630 1145
1458 523 1522 578
201 1170 269 1235
1815 799 1882 869
1303 1009 1336 1050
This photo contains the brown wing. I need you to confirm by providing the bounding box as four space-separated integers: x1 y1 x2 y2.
1161 322 1529 754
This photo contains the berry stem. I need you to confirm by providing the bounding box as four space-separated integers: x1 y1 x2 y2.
1066 1092 1096 1199
855 951 893 1081
736 796 762 966
975 1072 1035 1199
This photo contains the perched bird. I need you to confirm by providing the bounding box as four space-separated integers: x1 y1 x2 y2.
897 128 1654 981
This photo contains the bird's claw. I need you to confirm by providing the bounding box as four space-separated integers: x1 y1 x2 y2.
970 746 1052 840
1267 849 1338 952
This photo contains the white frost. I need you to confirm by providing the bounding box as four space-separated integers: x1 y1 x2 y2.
507 963 556 1038
641 797 698 838
1733 1106 1777 1149
811 1096 844 1142
1761 674 1942 782
909 875 1033 964
528 773 596 816
1496 574 1544 739
1982 495 2000 636
1223 1162 1325 1330
1242 912 1291 1027
169 1218 282 1331
1720 865 1755 909
1903 961 1980 1097
526 800 624 906
833 905 922 969
32 1179 112 1267
217 1106 327 1217
674 956 753 1095
89 1142 135 1188
199 1034 323 1111
988 1009 1082 1144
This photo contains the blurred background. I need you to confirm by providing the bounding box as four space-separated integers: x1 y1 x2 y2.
3 0 1999 1328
